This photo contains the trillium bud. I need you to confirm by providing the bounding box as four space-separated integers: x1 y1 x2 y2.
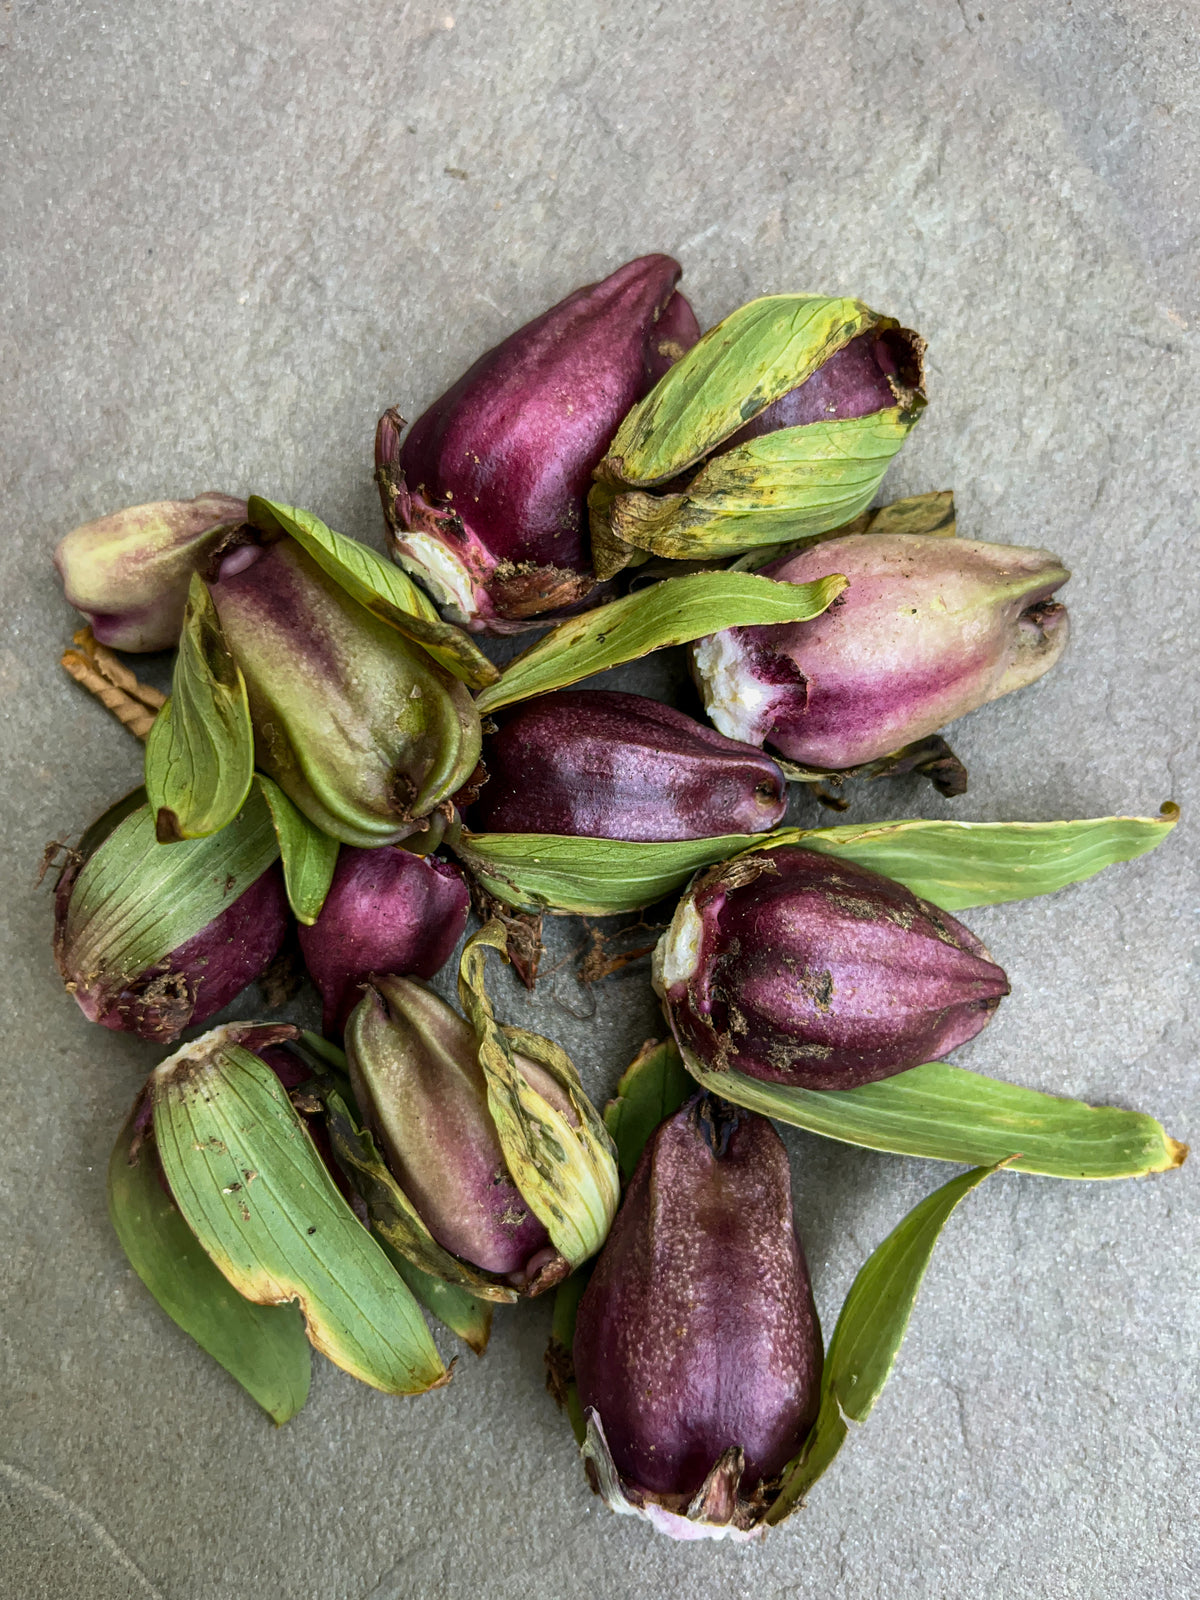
346 975 572 1290
208 536 482 847
297 846 470 1034
54 493 247 652
54 790 287 1042
653 846 1009 1090
376 254 700 632
574 1094 822 1535
590 295 926 576
469 689 787 841
691 534 1070 768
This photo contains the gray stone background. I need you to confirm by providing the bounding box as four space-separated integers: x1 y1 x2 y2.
1 1 1197 1595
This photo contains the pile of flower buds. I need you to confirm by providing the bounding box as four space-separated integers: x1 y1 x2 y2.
53 255 1184 1542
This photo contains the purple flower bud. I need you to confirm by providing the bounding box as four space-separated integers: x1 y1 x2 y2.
654 846 1009 1090
692 534 1069 769
469 690 787 841
55 849 288 1043
296 846 470 1034
345 975 574 1288
54 493 248 652
714 327 921 455
377 254 700 631
574 1094 822 1501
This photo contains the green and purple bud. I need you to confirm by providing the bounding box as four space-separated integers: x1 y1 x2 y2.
590 295 926 576
574 1094 822 1538
208 536 481 847
653 846 1009 1090
53 791 288 1043
54 493 247 652
297 847 470 1034
346 975 575 1291
692 533 1069 769
376 254 700 632
469 690 787 841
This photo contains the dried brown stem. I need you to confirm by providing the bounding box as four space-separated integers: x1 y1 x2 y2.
61 627 166 741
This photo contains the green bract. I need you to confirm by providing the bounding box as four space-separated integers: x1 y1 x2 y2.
148 1025 448 1397
56 787 279 991
109 1093 311 1425
590 294 925 576
144 574 255 842
472 568 847 714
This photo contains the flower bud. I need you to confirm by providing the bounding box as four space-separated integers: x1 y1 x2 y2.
297 847 470 1034
208 536 481 847
654 846 1009 1090
54 493 247 651
54 792 287 1042
590 296 926 575
345 975 572 1289
376 254 700 631
469 689 787 841
691 534 1070 769
574 1094 822 1525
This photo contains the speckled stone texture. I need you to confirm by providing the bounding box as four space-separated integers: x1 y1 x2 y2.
1 2 1197 1596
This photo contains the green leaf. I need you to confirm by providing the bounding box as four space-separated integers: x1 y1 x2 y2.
108 1100 311 1425
247 497 499 690
60 790 280 988
767 1163 1000 1521
473 569 847 714
254 774 339 924
458 923 620 1269
604 296 882 485
151 1035 448 1395
682 1051 1186 1179
378 1238 494 1356
451 827 773 915
144 574 254 841
773 806 1180 911
603 1039 695 1182
601 408 920 562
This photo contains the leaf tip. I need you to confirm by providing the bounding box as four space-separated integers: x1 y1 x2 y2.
1166 1137 1189 1170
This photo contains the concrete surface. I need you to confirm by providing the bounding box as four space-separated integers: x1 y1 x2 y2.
1 2 1197 1596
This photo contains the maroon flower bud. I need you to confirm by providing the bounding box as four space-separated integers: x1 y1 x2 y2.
692 534 1070 769
296 846 470 1034
469 690 787 841
345 975 569 1286
574 1095 822 1512
54 796 289 1043
655 846 1009 1090
376 254 700 632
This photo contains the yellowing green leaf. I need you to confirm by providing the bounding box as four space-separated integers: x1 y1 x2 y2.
458 923 619 1269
